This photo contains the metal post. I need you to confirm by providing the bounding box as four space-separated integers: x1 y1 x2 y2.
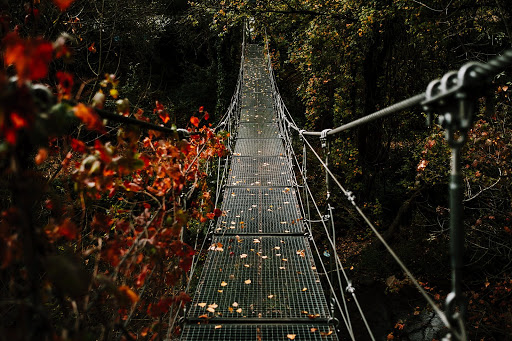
423 62 484 340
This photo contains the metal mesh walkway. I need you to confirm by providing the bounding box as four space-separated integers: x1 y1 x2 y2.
181 44 337 341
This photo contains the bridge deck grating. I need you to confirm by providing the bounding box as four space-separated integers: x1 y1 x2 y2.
227 156 294 187
237 123 280 139
216 187 303 235
181 323 337 341
180 43 337 340
188 236 328 320
233 139 286 156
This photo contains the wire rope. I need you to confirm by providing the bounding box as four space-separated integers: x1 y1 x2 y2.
301 134 459 338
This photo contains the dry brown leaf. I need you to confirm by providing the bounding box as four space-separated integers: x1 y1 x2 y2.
244 279 252 284
214 325 222 329
221 281 228 287
287 334 296 340
319 330 333 337
197 302 207 308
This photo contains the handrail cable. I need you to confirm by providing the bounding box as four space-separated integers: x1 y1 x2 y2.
272 48 512 137
281 119 372 339
286 135 356 337
166 20 248 340
301 133 458 338
266 32 371 338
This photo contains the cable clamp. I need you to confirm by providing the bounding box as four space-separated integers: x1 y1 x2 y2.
345 191 356 205
346 282 356 294
322 214 330 221
320 129 331 148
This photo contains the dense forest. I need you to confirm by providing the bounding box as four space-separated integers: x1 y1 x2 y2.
0 0 511 340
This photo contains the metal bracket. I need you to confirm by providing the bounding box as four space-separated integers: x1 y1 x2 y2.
299 129 306 142
345 191 356 206
320 129 331 148
346 281 355 294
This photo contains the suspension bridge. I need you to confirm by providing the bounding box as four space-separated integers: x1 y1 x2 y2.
172 28 512 340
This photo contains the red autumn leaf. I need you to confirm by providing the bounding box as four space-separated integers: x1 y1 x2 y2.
53 0 74 11
70 138 87 153
73 103 104 132
57 218 78 240
123 180 142 192
118 285 139 304
136 265 149 288
190 116 199 127
3 32 53 84
176 292 192 306
156 297 174 314
198 106 204 113
204 111 210 121
56 71 73 96
35 148 48 165
94 140 112 163
88 42 96 53
206 212 215 220
159 112 170 124
214 208 222 217
10 112 29 129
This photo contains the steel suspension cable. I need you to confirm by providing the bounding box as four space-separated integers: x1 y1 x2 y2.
301 133 460 338
300 167 373 340
283 133 356 338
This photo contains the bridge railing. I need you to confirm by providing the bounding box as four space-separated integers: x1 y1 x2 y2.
264 32 512 340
